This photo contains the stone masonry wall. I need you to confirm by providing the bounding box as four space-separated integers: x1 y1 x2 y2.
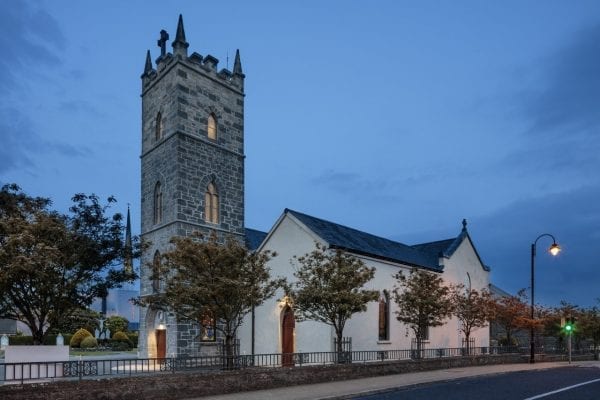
139 38 245 358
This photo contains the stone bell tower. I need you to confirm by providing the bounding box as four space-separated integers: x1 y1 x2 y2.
138 14 245 357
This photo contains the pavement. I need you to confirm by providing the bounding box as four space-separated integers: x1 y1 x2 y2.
194 361 600 400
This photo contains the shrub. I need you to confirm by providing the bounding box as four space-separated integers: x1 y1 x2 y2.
80 336 98 349
8 336 33 345
70 328 93 348
127 332 139 348
106 316 129 337
111 331 133 350
110 341 131 351
42 334 72 345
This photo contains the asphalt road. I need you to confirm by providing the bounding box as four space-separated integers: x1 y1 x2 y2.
354 366 600 400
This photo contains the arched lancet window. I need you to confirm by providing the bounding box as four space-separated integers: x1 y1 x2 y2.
207 113 217 140
200 311 216 342
152 250 161 293
465 272 472 294
155 112 163 141
204 182 219 224
154 182 163 224
378 290 390 341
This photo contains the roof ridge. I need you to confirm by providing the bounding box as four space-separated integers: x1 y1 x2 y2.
286 208 413 248
285 208 442 271
412 238 455 246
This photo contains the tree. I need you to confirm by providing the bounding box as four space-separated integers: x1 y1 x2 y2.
106 315 130 337
138 233 282 366
393 268 453 358
579 303 600 360
450 285 493 354
488 289 531 346
52 307 101 335
289 242 379 356
0 184 137 344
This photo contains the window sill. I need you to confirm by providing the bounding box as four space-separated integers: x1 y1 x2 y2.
377 340 392 345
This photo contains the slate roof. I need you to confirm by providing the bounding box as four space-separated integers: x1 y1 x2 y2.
245 228 268 251
411 239 455 258
488 283 511 298
285 209 444 271
413 229 491 272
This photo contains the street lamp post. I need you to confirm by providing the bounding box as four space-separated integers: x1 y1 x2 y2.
530 234 561 364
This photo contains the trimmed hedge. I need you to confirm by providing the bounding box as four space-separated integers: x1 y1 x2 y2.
80 336 98 349
70 328 93 348
7 334 74 346
8 336 33 346
127 332 139 348
111 331 133 350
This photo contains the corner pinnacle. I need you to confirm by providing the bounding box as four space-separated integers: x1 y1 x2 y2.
144 50 153 75
233 49 243 75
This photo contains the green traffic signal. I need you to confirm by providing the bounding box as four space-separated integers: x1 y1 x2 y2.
565 324 573 332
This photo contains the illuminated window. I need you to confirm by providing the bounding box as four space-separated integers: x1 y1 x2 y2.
200 311 216 342
378 291 390 341
152 251 161 293
155 112 163 141
204 182 219 224
154 182 163 224
207 114 217 140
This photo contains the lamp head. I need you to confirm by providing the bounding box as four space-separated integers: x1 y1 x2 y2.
549 242 561 256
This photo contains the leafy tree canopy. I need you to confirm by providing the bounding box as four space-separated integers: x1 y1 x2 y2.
137 232 282 360
105 315 130 336
393 268 453 353
289 242 379 353
0 184 138 344
450 285 493 349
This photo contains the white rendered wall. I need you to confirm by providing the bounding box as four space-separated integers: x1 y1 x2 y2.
240 215 491 355
240 214 331 355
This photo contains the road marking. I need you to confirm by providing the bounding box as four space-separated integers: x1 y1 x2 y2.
523 378 600 400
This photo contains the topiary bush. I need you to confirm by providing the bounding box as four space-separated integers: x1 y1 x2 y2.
127 332 139 349
70 328 93 348
80 336 98 349
111 331 133 350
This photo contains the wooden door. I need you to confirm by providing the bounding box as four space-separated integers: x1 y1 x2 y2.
281 306 295 367
156 329 166 359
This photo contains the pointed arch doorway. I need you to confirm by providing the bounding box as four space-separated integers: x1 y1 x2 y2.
145 309 167 358
281 306 295 367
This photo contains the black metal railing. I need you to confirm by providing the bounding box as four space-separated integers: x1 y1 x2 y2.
3 344 581 385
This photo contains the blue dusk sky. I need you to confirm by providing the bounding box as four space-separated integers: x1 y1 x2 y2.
1 1 599 307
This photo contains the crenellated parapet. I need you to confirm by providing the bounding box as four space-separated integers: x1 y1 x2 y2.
141 14 244 94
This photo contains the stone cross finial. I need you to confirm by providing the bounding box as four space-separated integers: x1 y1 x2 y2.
462 218 468 231
157 30 169 57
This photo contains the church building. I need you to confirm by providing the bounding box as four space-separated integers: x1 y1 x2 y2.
138 16 490 359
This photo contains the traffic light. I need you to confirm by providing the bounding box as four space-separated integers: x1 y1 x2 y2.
563 317 575 334
564 321 573 332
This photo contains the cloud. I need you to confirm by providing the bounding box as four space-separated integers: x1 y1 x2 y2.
522 23 600 138
0 107 91 174
474 184 600 307
59 100 105 117
0 3 91 176
0 108 35 172
0 1 64 93
312 169 438 197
